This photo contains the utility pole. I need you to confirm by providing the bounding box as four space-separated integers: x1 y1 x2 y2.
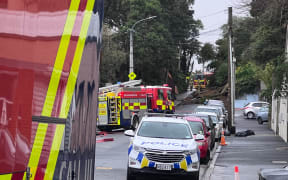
286 24 288 63
227 7 236 134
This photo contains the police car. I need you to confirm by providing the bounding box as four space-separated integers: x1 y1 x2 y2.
124 115 201 180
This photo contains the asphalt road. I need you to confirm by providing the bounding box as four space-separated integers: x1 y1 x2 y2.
95 104 218 180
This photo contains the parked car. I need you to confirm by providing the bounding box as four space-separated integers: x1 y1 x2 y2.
257 107 269 124
194 105 226 126
243 101 269 119
189 113 216 149
184 116 211 164
125 115 200 180
205 104 227 128
196 112 223 141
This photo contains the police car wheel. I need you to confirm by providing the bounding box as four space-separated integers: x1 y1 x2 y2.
126 167 136 180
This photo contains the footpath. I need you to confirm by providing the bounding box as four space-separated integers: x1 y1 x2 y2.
207 110 288 180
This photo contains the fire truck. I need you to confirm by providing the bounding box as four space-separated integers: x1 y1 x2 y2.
141 85 175 113
97 87 147 131
192 72 213 89
97 83 175 131
0 0 103 179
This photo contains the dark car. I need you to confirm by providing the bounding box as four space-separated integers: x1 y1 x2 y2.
188 113 216 149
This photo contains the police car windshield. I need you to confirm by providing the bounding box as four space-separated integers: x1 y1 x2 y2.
137 121 192 139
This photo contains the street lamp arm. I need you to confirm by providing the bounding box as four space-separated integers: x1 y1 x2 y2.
131 16 157 30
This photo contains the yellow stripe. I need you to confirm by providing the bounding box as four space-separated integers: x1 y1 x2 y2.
44 0 96 179
133 102 140 106
180 159 187 171
140 105 147 110
23 0 81 179
141 157 149 168
0 174 12 180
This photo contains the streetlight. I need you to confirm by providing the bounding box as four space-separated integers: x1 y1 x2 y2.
129 16 157 79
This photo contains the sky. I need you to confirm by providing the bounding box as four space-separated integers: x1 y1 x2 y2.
191 0 250 72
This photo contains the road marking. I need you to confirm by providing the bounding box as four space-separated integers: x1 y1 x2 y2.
272 161 287 164
96 167 113 170
276 147 288 151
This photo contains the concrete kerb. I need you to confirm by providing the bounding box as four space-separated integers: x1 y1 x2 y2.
203 145 222 180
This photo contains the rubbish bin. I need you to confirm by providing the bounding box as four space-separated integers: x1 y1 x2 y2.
258 167 288 180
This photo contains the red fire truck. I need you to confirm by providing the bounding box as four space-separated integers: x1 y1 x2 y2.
97 85 175 131
97 87 148 131
141 85 175 113
0 0 103 179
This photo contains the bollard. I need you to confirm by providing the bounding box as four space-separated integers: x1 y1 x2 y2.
235 166 239 180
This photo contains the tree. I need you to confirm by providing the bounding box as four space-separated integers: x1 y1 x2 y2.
101 0 202 92
198 43 215 72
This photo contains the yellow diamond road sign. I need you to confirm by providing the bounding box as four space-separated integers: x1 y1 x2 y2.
128 72 137 80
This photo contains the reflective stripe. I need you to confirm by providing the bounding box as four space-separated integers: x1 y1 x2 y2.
162 105 166 110
0 174 12 180
24 123 48 179
180 159 187 171
44 0 95 178
141 156 149 168
43 125 65 180
174 163 180 169
133 102 140 106
156 100 162 105
148 161 155 168
140 105 147 110
23 0 81 179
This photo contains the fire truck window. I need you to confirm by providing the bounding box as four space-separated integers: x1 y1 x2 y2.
167 90 172 100
158 89 164 100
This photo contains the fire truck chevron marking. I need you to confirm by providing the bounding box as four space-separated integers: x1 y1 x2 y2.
23 0 81 179
44 0 96 178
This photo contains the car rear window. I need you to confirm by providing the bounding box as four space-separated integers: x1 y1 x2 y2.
196 116 210 127
137 121 192 139
209 116 219 123
188 121 204 135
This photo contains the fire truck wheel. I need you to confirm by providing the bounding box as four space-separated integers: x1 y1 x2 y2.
132 117 139 130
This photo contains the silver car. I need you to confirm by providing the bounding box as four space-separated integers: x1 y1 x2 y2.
195 112 223 141
256 107 269 124
243 101 269 119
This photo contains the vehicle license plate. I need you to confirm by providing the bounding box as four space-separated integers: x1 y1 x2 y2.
156 164 172 171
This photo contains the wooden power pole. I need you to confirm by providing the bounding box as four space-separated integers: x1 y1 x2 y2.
227 7 236 134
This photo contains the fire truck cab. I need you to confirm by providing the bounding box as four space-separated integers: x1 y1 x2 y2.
141 85 175 114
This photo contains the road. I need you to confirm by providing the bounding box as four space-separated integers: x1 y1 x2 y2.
95 104 218 180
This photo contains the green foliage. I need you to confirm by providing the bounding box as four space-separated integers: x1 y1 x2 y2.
215 63 228 86
235 63 259 97
198 43 215 65
101 0 201 92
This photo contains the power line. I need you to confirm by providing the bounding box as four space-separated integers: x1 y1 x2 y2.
196 9 228 19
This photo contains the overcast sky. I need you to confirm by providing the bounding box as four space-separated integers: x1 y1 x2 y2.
193 0 249 45
191 0 250 72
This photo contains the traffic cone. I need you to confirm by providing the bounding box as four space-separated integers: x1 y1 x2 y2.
220 130 227 146
234 166 240 180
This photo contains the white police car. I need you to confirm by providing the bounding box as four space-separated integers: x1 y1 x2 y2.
124 115 201 180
